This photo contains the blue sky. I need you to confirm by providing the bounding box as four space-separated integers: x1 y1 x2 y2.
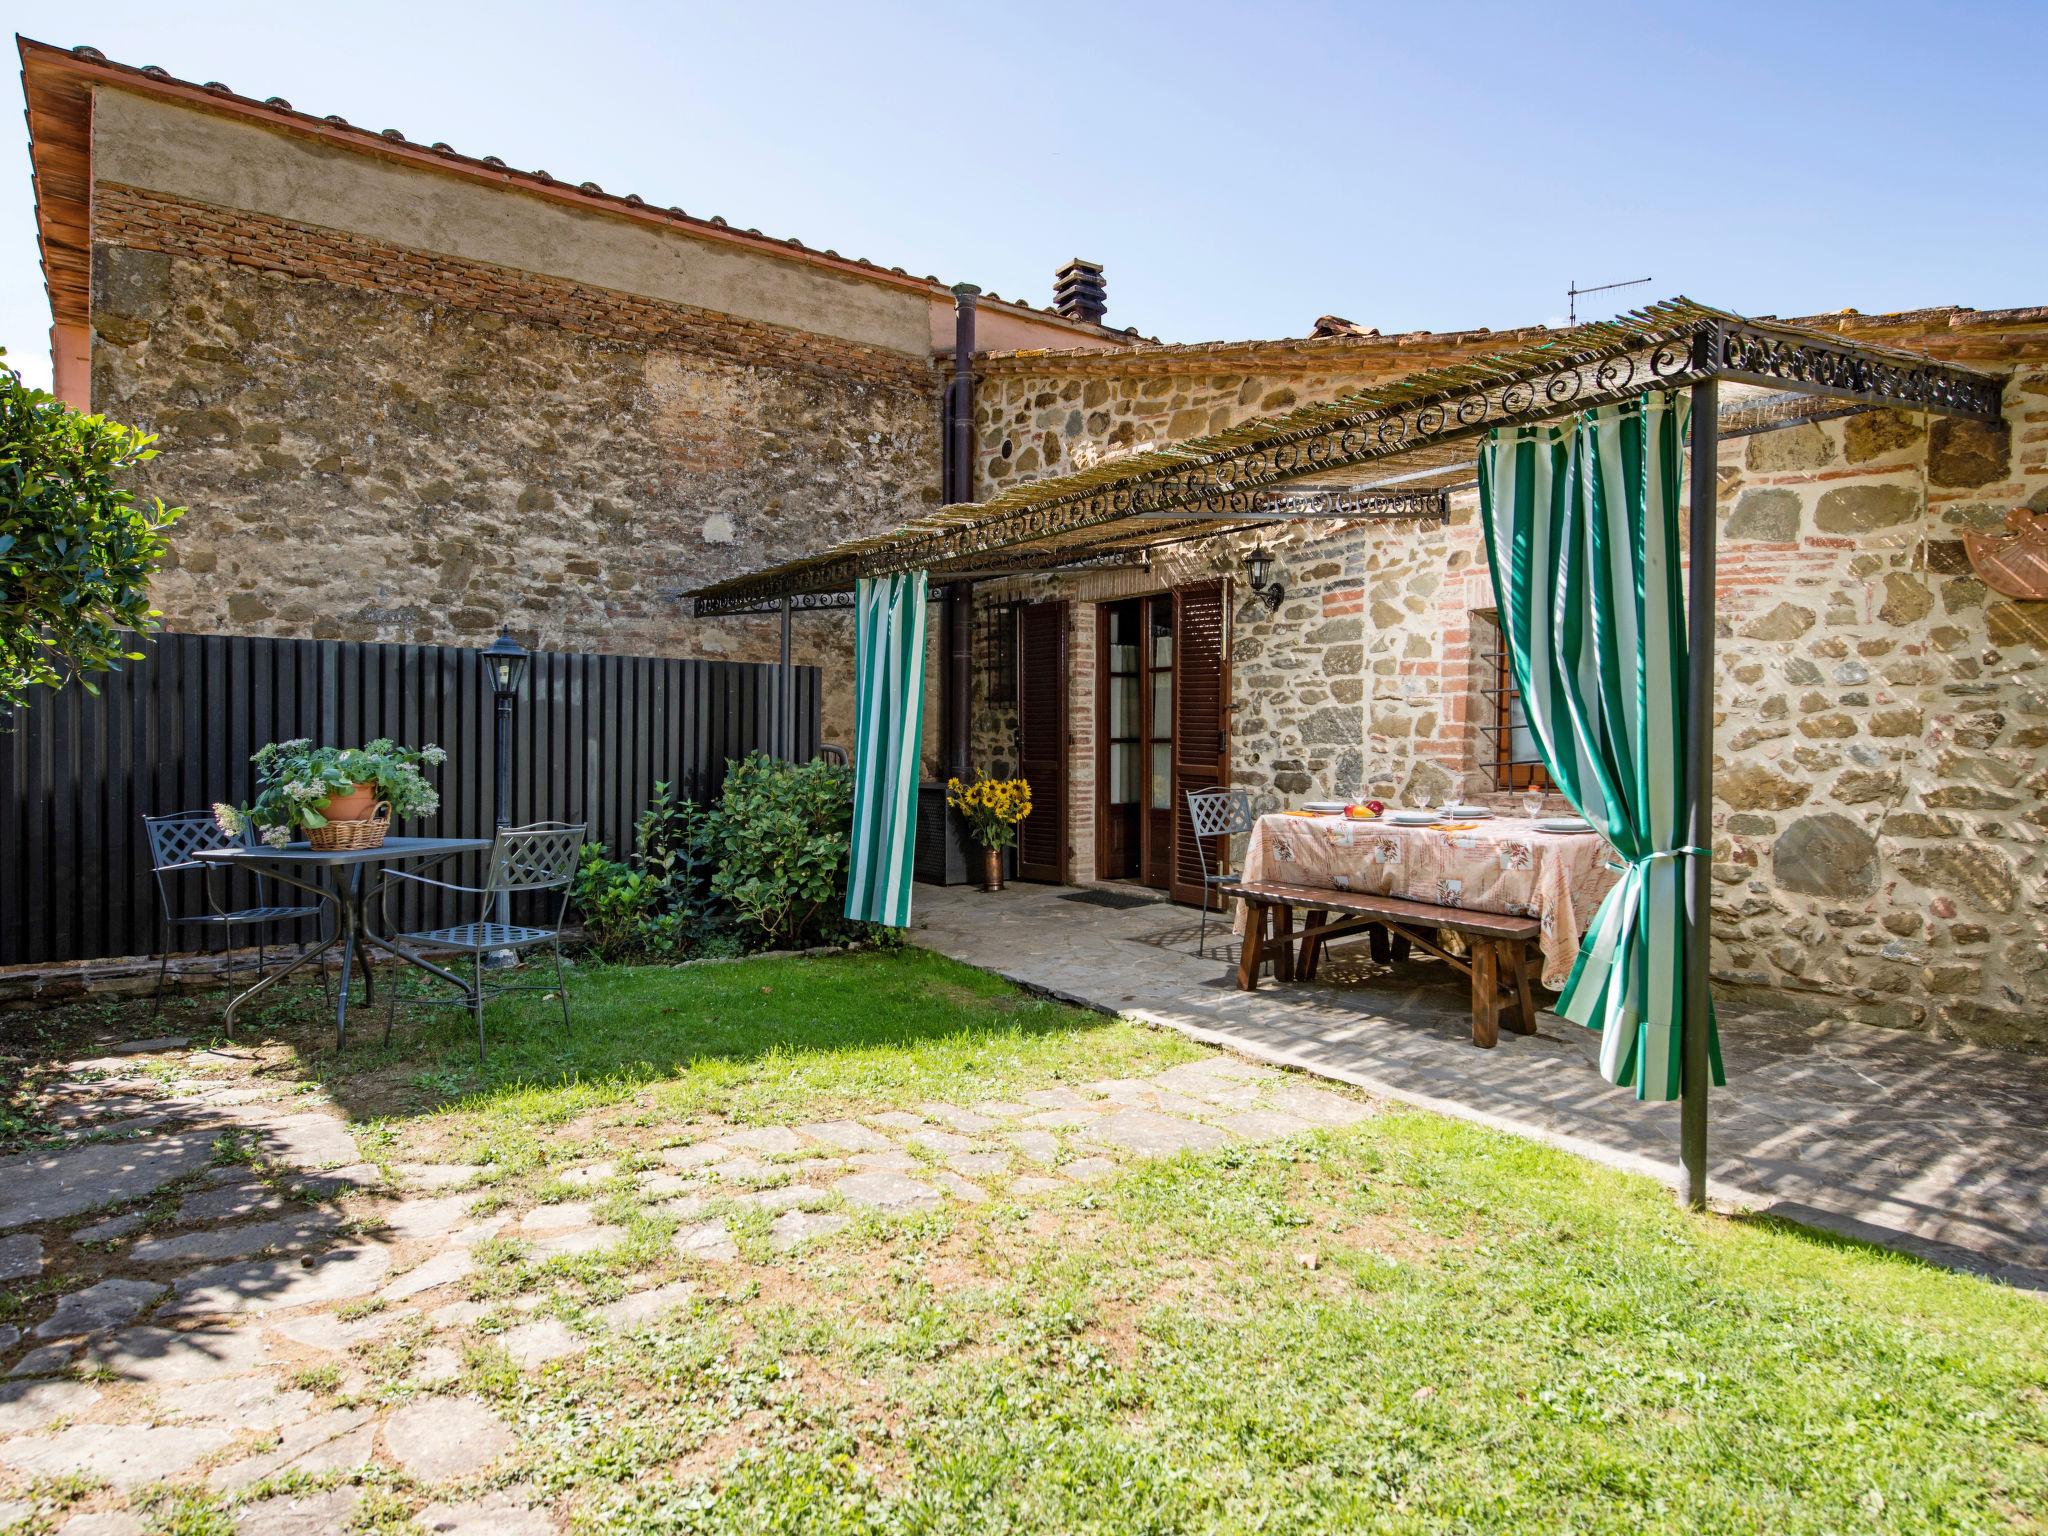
6 0 2042 391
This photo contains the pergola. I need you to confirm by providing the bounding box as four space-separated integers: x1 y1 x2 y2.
692 299 2000 612
690 297 2006 1206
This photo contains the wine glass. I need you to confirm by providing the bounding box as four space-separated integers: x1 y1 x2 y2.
1522 791 1544 821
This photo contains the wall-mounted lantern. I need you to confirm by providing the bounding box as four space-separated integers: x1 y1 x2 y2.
1244 544 1285 615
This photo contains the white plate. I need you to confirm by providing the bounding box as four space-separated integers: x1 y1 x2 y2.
1386 811 1442 825
1535 817 1595 834
1441 804 1494 818
1301 801 1350 814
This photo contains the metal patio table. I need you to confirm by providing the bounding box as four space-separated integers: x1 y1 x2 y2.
193 835 492 1045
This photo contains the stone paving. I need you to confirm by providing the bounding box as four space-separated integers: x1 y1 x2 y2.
0 1031 1370 1530
913 881 2048 1290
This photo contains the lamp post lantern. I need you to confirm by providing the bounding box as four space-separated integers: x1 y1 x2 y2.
481 629 530 964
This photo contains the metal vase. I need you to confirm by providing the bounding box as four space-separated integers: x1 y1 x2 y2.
981 846 1004 893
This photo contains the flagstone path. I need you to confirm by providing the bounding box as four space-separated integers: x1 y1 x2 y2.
0 1035 1372 1531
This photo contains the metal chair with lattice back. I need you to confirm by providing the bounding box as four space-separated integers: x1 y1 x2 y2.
1184 787 1254 958
379 821 586 1062
142 810 331 1021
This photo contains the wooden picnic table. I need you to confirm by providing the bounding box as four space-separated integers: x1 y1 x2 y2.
1230 877 1548 1046
1236 811 1618 990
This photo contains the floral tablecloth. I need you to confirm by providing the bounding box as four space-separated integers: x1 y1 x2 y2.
1236 813 1620 989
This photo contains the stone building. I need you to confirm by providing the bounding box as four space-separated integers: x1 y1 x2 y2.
953 312 2048 1050
21 39 1125 746
21 40 2048 1049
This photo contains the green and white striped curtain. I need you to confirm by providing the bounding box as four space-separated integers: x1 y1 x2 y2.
1478 391 1723 1101
845 571 928 927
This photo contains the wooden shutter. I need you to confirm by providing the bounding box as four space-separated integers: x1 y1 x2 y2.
1170 580 1230 905
1015 601 1069 883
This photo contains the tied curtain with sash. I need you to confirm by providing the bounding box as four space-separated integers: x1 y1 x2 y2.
845 571 928 928
1477 391 1724 1101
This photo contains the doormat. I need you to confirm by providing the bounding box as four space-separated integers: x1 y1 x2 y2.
1059 888 1165 911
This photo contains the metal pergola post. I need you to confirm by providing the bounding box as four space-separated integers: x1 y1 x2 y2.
777 596 793 760
1681 376 1718 1210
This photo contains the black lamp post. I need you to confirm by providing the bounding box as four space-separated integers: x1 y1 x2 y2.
482 629 531 831
481 629 530 961
1244 543 1285 614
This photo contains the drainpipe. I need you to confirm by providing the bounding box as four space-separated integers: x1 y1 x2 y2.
946 283 979 505
940 284 979 778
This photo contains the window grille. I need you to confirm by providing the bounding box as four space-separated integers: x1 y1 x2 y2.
1471 609 1553 793
975 600 1021 706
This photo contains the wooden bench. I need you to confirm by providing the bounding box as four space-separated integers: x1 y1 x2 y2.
1226 879 1541 1048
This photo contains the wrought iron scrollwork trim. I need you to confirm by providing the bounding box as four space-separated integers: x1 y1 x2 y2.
692 589 861 618
1710 321 2003 420
692 317 2001 604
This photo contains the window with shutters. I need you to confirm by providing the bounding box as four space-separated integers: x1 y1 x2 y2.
1169 582 1229 906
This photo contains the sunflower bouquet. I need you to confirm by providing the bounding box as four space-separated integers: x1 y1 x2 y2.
945 770 1034 850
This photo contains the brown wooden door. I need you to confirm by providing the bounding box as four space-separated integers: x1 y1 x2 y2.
1169 581 1230 905
1095 602 1140 882
1016 600 1070 883
1141 594 1176 888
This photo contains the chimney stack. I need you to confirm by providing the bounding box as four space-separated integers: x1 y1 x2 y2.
1053 259 1107 325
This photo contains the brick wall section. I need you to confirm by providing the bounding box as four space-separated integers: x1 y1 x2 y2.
964 317 2048 1050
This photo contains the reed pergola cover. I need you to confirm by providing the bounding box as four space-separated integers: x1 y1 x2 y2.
689 298 2002 613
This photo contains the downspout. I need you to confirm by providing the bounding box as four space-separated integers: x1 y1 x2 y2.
940 283 979 778
946 282 979 505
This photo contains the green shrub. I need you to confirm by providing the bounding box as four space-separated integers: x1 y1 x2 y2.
570 778 735 962
633 780 723 943
570 847 667 963
0 351 183 713
708 753 864 950
571 756 874 961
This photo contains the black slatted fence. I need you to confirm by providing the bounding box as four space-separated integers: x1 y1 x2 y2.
1 632 820 966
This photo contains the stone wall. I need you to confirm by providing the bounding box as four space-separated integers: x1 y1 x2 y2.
963 321 2048 1050
88 189 944 752
1708 391 2047 1049
964 340 1516 875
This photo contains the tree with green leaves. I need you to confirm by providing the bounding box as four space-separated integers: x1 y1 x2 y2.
0 350 183 714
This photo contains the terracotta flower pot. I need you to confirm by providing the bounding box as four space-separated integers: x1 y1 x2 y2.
322 782 379 822
981 846 1004 893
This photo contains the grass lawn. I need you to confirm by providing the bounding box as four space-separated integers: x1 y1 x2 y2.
6 946 2044 1535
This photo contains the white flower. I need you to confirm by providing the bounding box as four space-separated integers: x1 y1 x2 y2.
212 802 244 837
285 780 323 802
261 825 292 849
420 745 447 767
416 790 441 817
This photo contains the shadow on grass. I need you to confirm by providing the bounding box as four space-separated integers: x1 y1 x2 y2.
81 943 1132 1128
1727 1202 2048 1293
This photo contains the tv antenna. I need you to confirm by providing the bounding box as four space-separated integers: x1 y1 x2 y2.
1567 275 1652 326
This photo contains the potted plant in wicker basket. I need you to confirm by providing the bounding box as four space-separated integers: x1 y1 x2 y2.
945 771 1032 892
214 738 444 851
